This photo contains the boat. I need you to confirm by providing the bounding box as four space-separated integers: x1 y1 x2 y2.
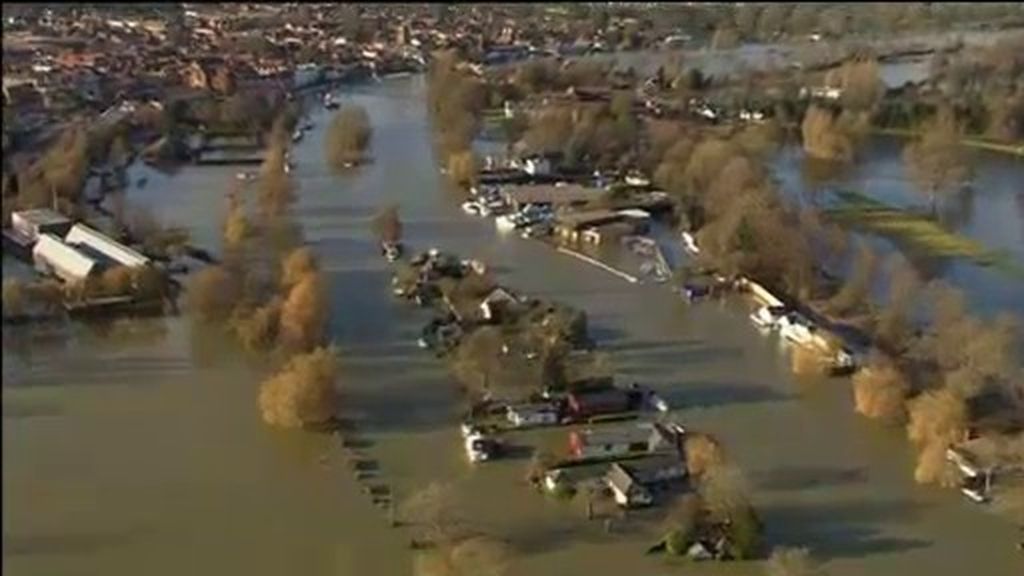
464 430 501 463
235 171 255 181
383 242 402 262
681 231 701 255
292 129 304 143
750 305 788 330
323 93 340 110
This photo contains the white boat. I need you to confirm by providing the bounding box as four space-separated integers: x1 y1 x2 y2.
961 486 989 504
681 231 701 255
461 201 490 217
778 313 815 345
464 431 498 463
495 214 519 232
750 305 787 330
236 171 254 181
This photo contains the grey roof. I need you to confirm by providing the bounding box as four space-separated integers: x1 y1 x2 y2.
12 208 70 228
502 184 601 206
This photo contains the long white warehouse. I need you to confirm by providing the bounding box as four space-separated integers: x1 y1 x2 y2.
32 233 98 283
64 223 149 268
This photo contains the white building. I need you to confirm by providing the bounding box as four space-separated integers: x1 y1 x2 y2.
65 223 149 268
11 209 72 242
33 233 98 283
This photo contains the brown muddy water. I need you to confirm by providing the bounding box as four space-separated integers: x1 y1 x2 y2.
4 76 1023 576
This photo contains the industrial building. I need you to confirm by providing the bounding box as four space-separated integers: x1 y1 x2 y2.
32 233 98 283
10 208 73 242
65 223 150 268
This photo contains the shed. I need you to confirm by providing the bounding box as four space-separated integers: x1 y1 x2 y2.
11 209 73 242
606 463 653 507
567 388 632 419
32 233 98 283
479 287 519 322
65 223 149 268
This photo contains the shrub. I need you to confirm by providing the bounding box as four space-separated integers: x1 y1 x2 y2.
258 345 338 428
279 268 328 352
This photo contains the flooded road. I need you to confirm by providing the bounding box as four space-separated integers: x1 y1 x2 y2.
4 76 1023 576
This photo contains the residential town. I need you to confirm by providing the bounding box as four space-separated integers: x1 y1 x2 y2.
3 4 1024 576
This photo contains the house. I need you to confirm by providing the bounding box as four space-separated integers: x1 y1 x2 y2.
500 184 600 213
618 453 688 485
568 422 681 460
566 388 632 420
605 462 653 507
11 209 73 243
479 287 519 322
64 223 149 268
506 402 559 428
32 233 98 283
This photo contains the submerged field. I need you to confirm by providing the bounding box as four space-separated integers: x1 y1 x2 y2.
826 190 1024 278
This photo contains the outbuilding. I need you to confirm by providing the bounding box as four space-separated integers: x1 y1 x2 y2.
32 233 98 283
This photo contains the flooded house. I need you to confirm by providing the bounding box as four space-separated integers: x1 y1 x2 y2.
506 402 560 428
566 387 632 421
605 455 687 508
568 422 681 460
479 287 520 323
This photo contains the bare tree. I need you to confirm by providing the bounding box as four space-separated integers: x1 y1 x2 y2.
372 204 403 245
325 105 373 170
853 354 910 422
903 107 972 214
907 388 968 485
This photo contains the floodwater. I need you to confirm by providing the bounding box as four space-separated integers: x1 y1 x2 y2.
4 75 1024 576
774 139 1024 318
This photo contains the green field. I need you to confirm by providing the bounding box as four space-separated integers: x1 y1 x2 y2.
826 190 1024 277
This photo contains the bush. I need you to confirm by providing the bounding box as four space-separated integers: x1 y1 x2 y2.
766 546 825 576
325 105 373 170
258 345 338 428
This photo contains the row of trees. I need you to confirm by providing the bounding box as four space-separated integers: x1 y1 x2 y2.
187 119 338 430
426 50 487 189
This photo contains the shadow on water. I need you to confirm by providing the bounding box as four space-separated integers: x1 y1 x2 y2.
3 530 150 557
764 500 932 560
672 382 793 409
752 466 869 492
2 400 64 420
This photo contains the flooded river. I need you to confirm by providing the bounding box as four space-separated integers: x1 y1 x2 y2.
4 76 1023 576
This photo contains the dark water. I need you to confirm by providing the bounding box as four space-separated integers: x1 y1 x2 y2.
4 76 1023 576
